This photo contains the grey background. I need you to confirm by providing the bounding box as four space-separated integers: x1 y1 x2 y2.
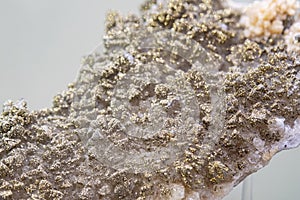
0 1 299 199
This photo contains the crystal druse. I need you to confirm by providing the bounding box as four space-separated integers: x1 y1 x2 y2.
1 0 300 199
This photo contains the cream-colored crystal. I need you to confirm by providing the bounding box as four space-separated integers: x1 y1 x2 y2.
241 0 299 37
285 22 300 53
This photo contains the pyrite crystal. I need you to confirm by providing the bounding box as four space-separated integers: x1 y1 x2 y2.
1 0 300 199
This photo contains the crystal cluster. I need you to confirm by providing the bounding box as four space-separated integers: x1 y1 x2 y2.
285 22 300 53
240 0 299 37
1 0 300 199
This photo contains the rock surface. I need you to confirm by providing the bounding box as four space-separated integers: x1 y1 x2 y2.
1 0 300 199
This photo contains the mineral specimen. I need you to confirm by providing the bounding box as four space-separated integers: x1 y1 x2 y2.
1 0 300 199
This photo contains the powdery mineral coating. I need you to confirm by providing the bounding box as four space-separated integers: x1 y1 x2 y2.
1 0 300 200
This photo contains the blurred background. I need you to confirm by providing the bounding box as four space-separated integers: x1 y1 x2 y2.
0 1 299 199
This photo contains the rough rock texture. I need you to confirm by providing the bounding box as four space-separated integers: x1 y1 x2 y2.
1 0 300 199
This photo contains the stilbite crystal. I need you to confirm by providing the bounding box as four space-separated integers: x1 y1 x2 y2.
1 0 300 199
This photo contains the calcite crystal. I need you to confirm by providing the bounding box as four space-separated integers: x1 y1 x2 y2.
240 0 299 37
1 0 300 199
285 22 300 53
